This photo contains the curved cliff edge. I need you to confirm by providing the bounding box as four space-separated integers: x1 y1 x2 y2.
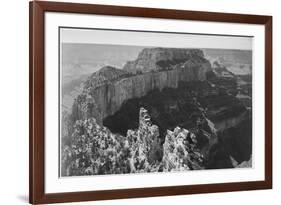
71 48 212 124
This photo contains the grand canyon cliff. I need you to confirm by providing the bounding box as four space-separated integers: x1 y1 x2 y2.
61 46 252 176
71 48 212 124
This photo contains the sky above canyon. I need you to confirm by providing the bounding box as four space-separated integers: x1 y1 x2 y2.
60 27 252 50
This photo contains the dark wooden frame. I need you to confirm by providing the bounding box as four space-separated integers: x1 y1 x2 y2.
29 1 272 204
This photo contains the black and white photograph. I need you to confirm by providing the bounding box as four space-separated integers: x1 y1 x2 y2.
60 28 253 177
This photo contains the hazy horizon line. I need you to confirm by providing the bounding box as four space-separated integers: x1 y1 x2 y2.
62 42 252 52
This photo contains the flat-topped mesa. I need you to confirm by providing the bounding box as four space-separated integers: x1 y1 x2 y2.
123 48 207 74
71 48 212 124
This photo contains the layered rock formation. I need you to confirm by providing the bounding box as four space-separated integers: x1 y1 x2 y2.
71 48 212 124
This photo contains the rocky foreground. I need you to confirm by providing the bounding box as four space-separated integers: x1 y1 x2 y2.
61 108 205 176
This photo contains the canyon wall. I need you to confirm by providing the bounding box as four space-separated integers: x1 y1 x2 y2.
71 48 212 124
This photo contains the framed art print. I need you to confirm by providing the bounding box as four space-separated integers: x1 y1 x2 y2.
29 1 272 204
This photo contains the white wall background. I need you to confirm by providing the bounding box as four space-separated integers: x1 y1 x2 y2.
0 0 279 204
